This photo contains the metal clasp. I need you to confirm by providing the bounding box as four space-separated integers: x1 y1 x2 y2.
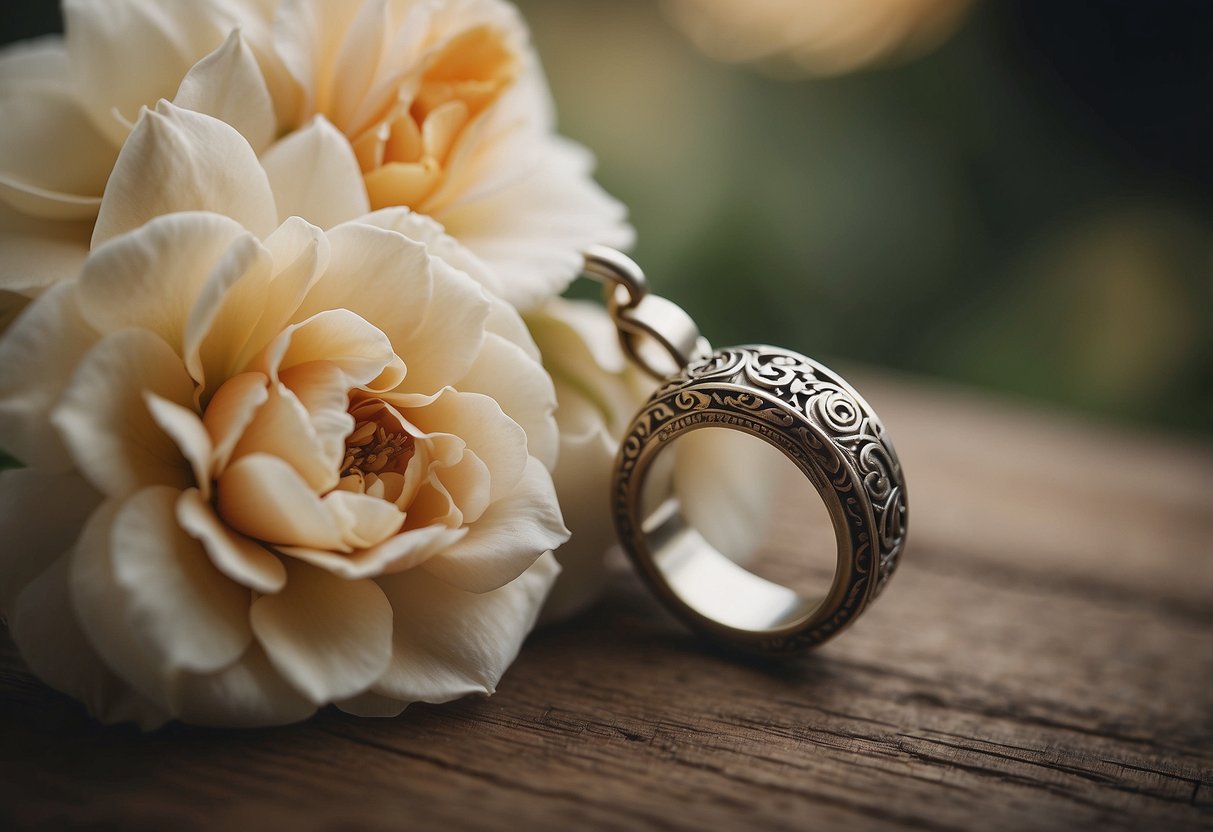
583 246 710 381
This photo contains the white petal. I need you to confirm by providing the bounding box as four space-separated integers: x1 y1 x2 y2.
51 328 196 498
371 551 559 704
0 35 70 85
389 257 491 394
250 560 393 704
92 102 277 247
356 207 506 301
438 136 634 311
69 498 175 711
64 0 271 145
145 392 213 497
0 199 91 294
11 553 170 729
184 232 274 395
423 456 567 593
292 222 432 350
0 468 100 612
280 524 465 581
0 85 116 219
172 642 316 727
173 29 276 154
0 281 97 469
261 117 369 229
216 453 345 550
177 487 286 594
109 485 253 674
455 332 558 470
77 211 253 349
539 425 617 625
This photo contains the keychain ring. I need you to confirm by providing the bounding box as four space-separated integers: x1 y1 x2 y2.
611 346 908 654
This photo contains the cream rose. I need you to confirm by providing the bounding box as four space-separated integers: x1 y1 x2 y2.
0 104 568 728
0 0 632 307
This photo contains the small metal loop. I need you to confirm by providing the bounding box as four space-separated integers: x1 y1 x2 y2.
583 247 709 380
610 292 710 381
583 245 647 310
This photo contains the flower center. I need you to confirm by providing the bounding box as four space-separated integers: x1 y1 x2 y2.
342 399 416 478
361 25 518 210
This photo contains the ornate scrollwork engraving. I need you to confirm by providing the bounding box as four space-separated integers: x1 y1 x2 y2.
612 345 908 654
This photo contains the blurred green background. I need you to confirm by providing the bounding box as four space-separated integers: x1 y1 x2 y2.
517 0 1213 436
3 0 1211 435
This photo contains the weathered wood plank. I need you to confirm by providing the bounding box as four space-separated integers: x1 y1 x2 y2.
1 376 1210 831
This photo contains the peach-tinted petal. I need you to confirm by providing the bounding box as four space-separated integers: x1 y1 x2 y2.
250 560 393 704
0 84 116 219
423 456 567 593
109 485 253 674
258 308 404 391
229 381 341 493
278 361 355 479
405 388 528 503
323 489 407 550
433 448 491 526
173 29 276 154
203 372 270 473
0 281 97 469
261 116 369 229
177 487 286 594
217 453 346 550
370 551 559 704
272 0 364 121
280 524 465 581
0 468 100 611
51 328 196 498
11 553 170 729
92 102 277 247
455 332 558 470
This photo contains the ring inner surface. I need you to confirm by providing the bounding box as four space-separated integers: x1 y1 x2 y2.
638 426 837 634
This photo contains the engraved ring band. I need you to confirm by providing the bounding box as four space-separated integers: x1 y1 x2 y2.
585 248 909 655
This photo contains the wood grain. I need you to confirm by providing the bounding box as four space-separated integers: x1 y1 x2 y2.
2 374 1211 831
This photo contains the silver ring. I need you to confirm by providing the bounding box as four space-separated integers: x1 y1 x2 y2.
611 345 908 654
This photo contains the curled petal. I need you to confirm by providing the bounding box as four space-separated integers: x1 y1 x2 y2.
177 487 286 594
51 329 196 498
216 453 345 550
423 456 568 593
280 524 466 581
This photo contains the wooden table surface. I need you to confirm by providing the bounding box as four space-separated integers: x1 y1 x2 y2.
2 374 1211 831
